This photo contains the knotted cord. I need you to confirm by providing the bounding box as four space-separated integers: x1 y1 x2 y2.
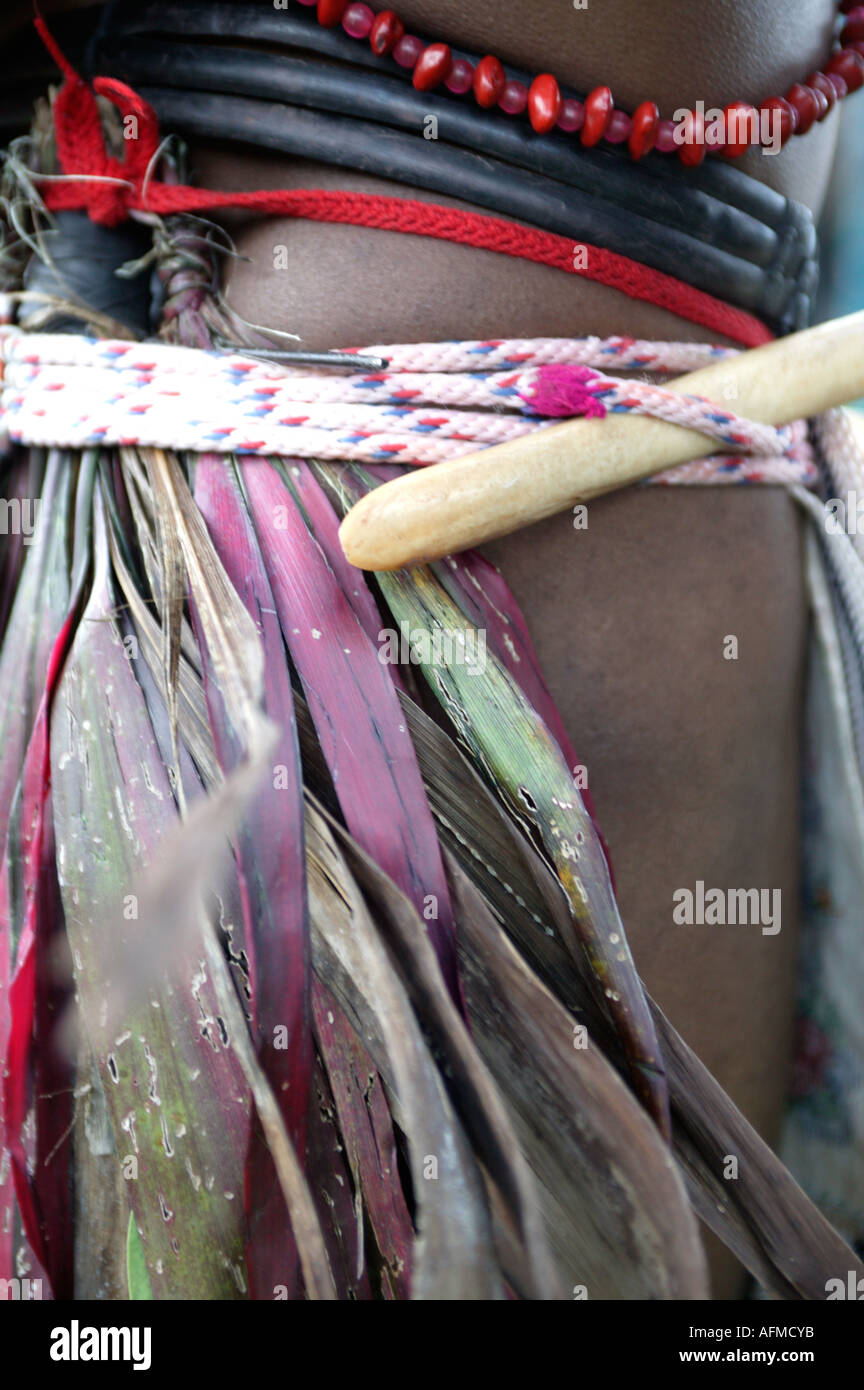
0 329 818 486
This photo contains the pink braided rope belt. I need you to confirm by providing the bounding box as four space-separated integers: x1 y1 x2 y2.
0 330 819 487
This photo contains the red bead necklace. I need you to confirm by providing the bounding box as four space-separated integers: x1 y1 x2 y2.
300 0 864 165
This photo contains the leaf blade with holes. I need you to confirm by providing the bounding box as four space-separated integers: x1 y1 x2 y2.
50 491 251 1299
192 453 311 1298
373 560 669 1133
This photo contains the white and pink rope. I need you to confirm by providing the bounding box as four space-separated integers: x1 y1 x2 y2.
0 329 818 485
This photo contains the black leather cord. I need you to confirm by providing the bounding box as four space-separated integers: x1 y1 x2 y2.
96 0 816 232
102 39 783 272
94 1 819 331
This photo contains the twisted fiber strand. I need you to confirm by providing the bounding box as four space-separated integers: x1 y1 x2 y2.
0 329 817 483
0 329 730 385
591 380 804 456
340 337 733 374
4 361 534 413
1 365 540 445
0 333 795 456
8 357 771 445
2 415 491 463
651 450 815 488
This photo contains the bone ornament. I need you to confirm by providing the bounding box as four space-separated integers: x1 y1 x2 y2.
338 311 864 571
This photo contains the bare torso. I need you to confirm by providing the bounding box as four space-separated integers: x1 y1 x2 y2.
187 0 842 1295
9 0 833 1296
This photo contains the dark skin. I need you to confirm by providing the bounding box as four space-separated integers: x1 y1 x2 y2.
190 0 839 1298
187 0 838 1289
20 0 841 1297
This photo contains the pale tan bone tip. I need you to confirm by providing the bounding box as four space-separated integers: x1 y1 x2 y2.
339 311 864 572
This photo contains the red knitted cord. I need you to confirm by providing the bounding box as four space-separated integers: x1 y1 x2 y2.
33 9 78 83
33 31 772 349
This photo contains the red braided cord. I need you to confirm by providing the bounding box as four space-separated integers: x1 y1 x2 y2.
42 176 772 348
33 8 78 84
33 32 772 349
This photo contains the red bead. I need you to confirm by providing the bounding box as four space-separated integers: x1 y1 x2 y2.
851 40 864 59
806 71 837 114
655 118 677 153
368 9 404 56
580 86 614 146
499 80 528 115
605 109 632 143
527 73 562 133
827 47 864 92
473 54 505 108
342 4 374 39
721 102 757 158
785 82 819 134
826 71 849 99
412 42 452 91
557 99 584 132
445 58 474 94
317 0 350 27
393 34 422 67
841 10 864 44
759 96 796 146
627 100 659 159
812 84 829 119
677 109 706 165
